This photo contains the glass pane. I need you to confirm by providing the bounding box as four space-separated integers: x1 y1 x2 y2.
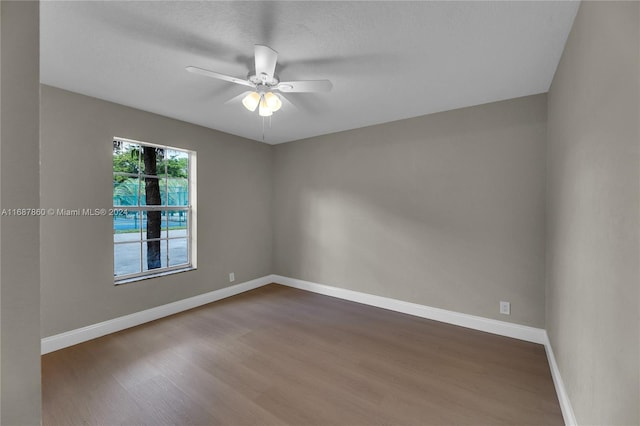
141 176 164 206
166 149 188 179
113 141 140 175
113 176 141 207
168 238 189 267
142 240 167 271
165 177 188 206
140 145 165 176
114 242 141 277
167 210 188 237
141 211 168 240
113 212 143 240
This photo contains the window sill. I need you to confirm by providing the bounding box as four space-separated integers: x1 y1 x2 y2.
114 266 196 286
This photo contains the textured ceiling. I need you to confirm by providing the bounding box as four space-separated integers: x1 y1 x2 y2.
40 1 579 144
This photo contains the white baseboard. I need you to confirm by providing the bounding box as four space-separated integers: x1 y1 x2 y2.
41 275 273 354
272 275 546 344
543 332 577 426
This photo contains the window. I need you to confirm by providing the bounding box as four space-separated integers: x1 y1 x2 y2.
113 138 196 283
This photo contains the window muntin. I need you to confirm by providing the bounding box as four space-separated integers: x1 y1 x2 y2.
113 138 194 282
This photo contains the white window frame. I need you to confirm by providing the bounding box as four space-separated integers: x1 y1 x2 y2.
113 137 197 284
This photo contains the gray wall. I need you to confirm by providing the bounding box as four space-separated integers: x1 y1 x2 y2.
546 2 640 425
0 1 41 424
273 94 547 327
40 85 273 337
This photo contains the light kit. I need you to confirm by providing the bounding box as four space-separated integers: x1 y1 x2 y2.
242 90 282 117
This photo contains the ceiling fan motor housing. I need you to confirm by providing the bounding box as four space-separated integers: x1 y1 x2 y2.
249 72 279 87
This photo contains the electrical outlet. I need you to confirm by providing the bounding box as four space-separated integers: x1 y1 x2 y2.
500 301 510 315
229 272 235 282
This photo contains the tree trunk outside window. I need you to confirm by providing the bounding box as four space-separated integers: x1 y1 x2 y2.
144 147 162 269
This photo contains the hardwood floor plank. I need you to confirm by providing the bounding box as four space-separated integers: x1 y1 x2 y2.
125 375 217 425
42 284 563 425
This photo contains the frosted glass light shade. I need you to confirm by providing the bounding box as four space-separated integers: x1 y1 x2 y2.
258 97 273 117
242 92 261 111
264 92 282 112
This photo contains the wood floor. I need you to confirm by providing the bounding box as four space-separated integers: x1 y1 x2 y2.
42 284 563 425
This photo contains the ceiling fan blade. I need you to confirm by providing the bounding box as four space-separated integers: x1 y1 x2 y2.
185 66 255 88
254 45 278 80
277 80 333 93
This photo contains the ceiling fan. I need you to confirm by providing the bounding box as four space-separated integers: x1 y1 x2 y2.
186 45 333 117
